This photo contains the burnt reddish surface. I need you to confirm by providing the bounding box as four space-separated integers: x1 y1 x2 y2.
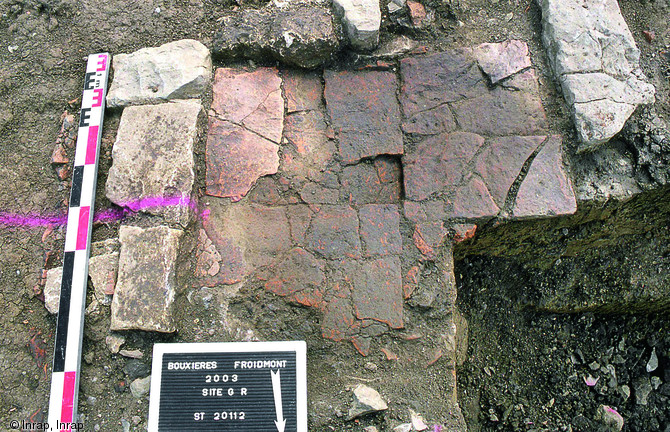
324 70 403 164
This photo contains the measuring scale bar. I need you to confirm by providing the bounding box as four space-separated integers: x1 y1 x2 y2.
47 52 110 432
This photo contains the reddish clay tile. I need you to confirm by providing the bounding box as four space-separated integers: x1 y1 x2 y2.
451 87 547 136
400 49 487 119
264 247 326 309
305 205 361 259
448 177 500 219
205 118 279 201
359 204 402 257
475 135 546 206
403 132 486 201
321 297 360 341
412 220 448 260
512 136 577 218
324 70 403 164
452 223 477 242
341 158 402 205
352 257 403 329
211 67 284 143
403 265 421 299
283 70 323 113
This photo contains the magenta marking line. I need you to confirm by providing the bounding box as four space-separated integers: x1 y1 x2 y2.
0 196 206 228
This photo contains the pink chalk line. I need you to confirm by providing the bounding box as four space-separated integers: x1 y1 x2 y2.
0 196 207 228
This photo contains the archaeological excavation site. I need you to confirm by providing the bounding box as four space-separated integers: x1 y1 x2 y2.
0 0 668 430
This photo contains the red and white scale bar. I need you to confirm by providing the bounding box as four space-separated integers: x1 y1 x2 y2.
48 52 110 432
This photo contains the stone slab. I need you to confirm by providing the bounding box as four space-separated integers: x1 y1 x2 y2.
332 0 381 51
213 4 340 69
107 39 211 108
325 70 403 164
106 100 201 226
538 0 655 149
111 225 183 332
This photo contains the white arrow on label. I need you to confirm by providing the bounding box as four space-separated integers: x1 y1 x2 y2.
271 369 286 432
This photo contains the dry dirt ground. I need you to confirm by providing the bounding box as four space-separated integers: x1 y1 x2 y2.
0 0 668 431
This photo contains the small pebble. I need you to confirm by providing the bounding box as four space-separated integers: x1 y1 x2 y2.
119 349 144 359
646 347 658 372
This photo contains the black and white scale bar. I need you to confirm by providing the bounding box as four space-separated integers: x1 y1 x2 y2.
48 52 110 432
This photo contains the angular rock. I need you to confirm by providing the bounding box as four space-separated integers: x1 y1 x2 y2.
210 67 284 144
475 135 546 206
597 405 624 432
359 204 402 257
88 252 118 304
105 334 125 354
513 136 577 218
44 267 62 314
111 226 183 332
325 70 403 164
213 4 340 69
43 241 120 313
538 0 655 149
333 0 381 51
348 384 388 419
107 39 211 108
407 1 427 27
306 205 361 259
403 132 486 201
473 40 531 84
130 376 151 398
352 257 403 328
371 35 419 59
341 157 402 204
206 118 280 201
106 101 201 226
